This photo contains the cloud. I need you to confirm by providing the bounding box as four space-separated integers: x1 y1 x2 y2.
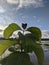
0 6 5 13
7 0 18 4
42 30 49 38
6 0 45 10
0 15 13 26
0 25 6 30
0 14 20 27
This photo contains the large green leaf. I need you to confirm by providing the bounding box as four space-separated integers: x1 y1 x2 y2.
23 34 44 65
32 44 44 65
24 34 34 53
27 27 42 41
0 56 7 65
1 52 33 65
4 23 21 39
23 34 37 53
0 39 17 55
24 43 44 65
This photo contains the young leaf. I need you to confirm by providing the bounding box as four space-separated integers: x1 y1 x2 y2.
0 40 17 55
22 23 27 29
1 52 33 65
8 45 20 52
8 46 17 52
4 23 21 39
27 27 42 41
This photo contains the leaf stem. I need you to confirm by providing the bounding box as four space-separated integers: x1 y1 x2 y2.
20 30 25 52
21 44 22 52
20 40 23 52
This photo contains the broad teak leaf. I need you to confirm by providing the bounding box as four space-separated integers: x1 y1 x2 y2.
23 34 44 65
4 23 21 39
27 27 42 41
0 39 17 55
1 52 33 65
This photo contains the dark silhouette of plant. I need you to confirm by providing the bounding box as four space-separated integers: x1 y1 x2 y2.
0 23 44 65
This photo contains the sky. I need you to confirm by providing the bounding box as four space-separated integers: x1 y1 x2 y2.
0 0 49 30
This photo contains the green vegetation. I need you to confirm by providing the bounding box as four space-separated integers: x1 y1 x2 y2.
0 23 44 65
